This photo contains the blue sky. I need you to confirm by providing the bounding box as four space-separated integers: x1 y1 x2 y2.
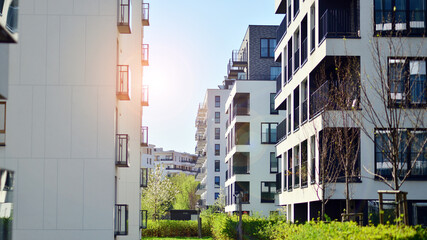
143 0 282 153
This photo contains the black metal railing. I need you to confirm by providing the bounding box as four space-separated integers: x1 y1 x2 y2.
319 9 359 43
277 117 287 142
309 81 329 117
294 106 299 131
232 49 248 64
115 204 128 236
294 48 300 72
140 210 147 229
116 134 129 167
301 37 308 65
140 168 148 187
141 85 149 106
276 73 282 94
141 2 149 26
276 172 282 193
301 99 308 123
141 126 148 147
277 15 288 43
141 44 149 66
117 65 130 100
233 165 249 175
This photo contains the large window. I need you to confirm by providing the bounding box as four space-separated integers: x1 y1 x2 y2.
215 96 220 108
375 129 427 178
389 58 426 106
215 160 220 172
270 152 278 173
215 128 220 140
310 135 316 184
375 0 426 34
235 181 250 203
214 176 220 188
301 140 308 187
270 66 281 80
215 112 220 123
261 38 277 58
261 182 276 203
261 123 278 144
215 144 220 156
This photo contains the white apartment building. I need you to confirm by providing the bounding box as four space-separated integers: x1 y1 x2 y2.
141 144 155 169
195 88 230 208
274 0 427 224
224 25 283 216
154 148 198 177
0 0 151 239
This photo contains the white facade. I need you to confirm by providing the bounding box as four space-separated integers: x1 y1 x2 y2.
141 144 155 169
195 88 230 207
154 148 198 177
224 80 283 216
0 0 150 239
274 0 427 224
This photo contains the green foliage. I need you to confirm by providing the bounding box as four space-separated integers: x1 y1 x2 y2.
141 220 211 238
169 173 200 210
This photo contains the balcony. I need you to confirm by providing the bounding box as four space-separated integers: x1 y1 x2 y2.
140 126 148 147
116 134 129 167
231 49 248 67
277 117 287 142
309 81 329 118
141 85 149 106
114 204 128 236
141 2 150 26
276 15 287 44
319 9 359 43
0 0 18 43
117 0 132 34
140 210 148 229
141 44 149 66
232 93 250 117
117 65 131 100
232 152 250 175
140 168 148 188
227 59 245 79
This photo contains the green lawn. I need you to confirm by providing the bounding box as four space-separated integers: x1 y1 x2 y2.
142 238 212 240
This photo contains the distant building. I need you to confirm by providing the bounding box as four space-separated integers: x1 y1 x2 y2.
195 87 231 208
223 25 283 216
154 148 198 177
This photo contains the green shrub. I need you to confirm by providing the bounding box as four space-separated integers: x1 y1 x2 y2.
141 220 211 238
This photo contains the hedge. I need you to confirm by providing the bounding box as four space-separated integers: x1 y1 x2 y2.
141 220 211 238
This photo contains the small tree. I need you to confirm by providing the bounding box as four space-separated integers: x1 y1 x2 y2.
169 173 200 210
141 164 179 220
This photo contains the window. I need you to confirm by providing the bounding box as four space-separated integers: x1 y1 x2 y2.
215 112 220 123
310 135 316 184
270 66 281 80
215 192 220 200
215 128 220 140
374 0 426 34
215 96 220 108
389 58 426 106
215 144 220 156
261 182 276 203
375 129 427 178
0 102 5 146
261 123 278 144
235 181 250 203
215 160 220 172
270 93 279 115
294 145 300 188
214 176 220 188
270 152 278 173
301 140 308 187
261 38 277 58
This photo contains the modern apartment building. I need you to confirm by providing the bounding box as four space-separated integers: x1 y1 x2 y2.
223 25 283 216
154 148 198 177
195 88 231 208
0 0 151 239
141 144 155 169
274 0 427 224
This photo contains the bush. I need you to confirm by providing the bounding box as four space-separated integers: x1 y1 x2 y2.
141 220 211 238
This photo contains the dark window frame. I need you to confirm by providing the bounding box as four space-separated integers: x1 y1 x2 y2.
261 122 278 144
215 128 220 140
215 112 220 123
215 96 220 108
261 38 277 58
215 144 220 156
214 176 220 188
260 181 276 203
270 152 279 173
215 160 220 172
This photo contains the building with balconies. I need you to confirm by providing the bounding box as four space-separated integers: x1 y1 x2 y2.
223 25 284 216
195 87 231 208
0 0 151 239
154 148 198 177
274 0 427 225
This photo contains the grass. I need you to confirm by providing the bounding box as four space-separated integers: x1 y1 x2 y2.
141 237 213 240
